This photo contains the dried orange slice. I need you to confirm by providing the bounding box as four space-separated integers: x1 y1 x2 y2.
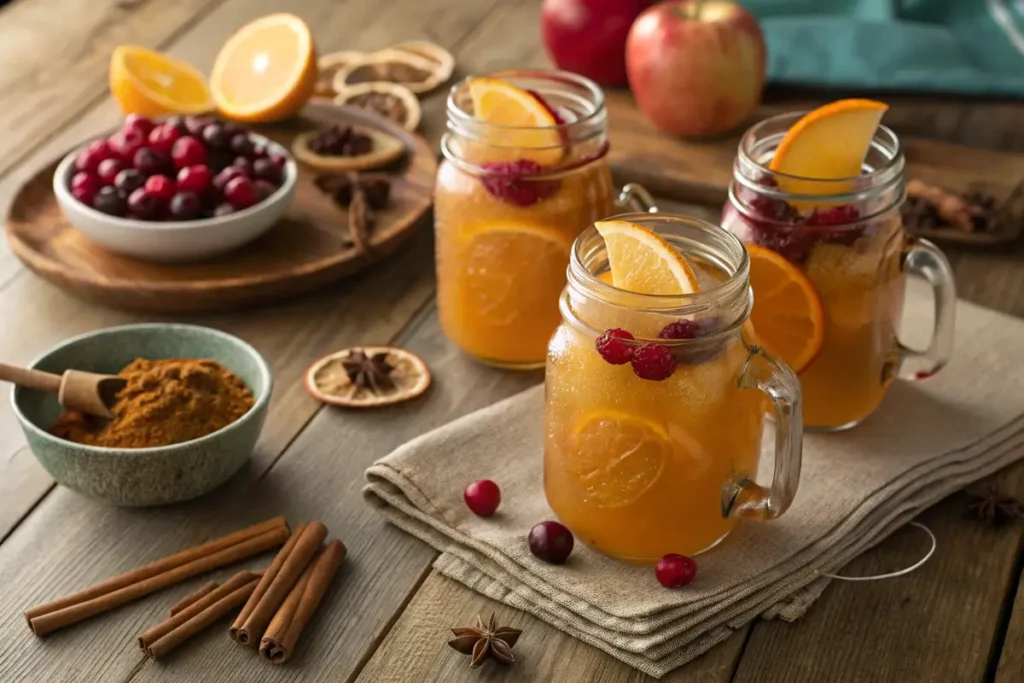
391 40 455 86
334 49 444 95
109 46 213 117
467 77 563 165
304 346 431 408
333 82 421 131
594 219 699 295
210 13 317 123
316 50 365 96
746 243 825 373
770 99 888 196
568 410 670 508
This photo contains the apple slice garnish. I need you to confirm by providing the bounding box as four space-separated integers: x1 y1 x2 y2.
467 77 565 165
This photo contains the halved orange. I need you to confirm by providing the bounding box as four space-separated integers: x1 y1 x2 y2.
770 99 888 196
109 46 213 117
467 77 563 165
594 219 699 295
746 244 825 374
210 13 317 122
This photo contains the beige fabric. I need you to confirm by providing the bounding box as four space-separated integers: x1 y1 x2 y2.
363 299 1024 678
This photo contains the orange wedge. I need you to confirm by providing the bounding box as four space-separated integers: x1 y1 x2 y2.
770 99 888 196
746 244 825 373
109 46 213 117
210 13 317 122
467 77 563 165
595 219 699 295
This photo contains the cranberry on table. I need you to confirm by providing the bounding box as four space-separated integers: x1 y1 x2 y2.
113 168 145 194
127 188 165 221
176 165 212 194
169 192 201 220
464 479 501 517
253 157 283 184
171 136 207 169
253 179 278 201
133 147 169 176
70 172 101 204
655 554 697 588
528 521 574 564
144 174 176 201
148 123 183 155
595 328 635 365
223 176 258 209
92 186 127 217
96 158 124 185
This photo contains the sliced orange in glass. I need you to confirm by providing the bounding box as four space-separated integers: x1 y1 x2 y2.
594 219 699 295
746 243 825 373
210 13 317 123
467 77 563 165
109 46 212 117
769 99 888 197
569 409 671 508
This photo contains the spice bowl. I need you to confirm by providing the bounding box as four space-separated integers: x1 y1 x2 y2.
11 323 273 506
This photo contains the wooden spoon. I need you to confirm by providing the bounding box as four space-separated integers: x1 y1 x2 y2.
0 362 127 419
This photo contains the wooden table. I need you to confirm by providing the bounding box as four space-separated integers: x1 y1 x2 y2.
0 1 1022 681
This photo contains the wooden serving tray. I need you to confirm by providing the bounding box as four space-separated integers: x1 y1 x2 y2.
604 92 1024 248
4 104 435 313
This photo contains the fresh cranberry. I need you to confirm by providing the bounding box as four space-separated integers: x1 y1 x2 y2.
168 192 201 220
70 172 102 205
268 153 287 168
74 139 115 173
170 136 206 169
595 328 634 365
201 123 231 149
229 133 256 157
213 203 235 217
109 128 147 163
164 115 189 134
96 158 124 185
480 160 559 206
148 124 183 155
176 165 211 194
213 166 247 192
251 143 268 158
528 521 574 564
253 179 278 201
223 176 257 209
133 148 169 176
123 114 155 136
253 157 283 184
807 204 860 226
232 156 254 176
464 480 501 517
144 174 176 201
184 114 215 137
655 554 697 588
630 343 677 381
113 168 145 195
127 188 165 220
92 186 127 217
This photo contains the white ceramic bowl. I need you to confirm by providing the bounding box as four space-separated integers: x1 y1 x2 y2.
53 130 298 263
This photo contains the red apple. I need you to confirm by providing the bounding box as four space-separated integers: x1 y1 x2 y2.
542 0 653 86
626 0 766 137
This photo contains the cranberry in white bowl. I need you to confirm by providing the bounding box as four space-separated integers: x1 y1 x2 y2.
53 114 297 263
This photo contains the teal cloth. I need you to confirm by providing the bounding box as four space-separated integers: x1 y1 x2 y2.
744 0 1024 96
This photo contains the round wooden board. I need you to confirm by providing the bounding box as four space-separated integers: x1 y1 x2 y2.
4 103 436 313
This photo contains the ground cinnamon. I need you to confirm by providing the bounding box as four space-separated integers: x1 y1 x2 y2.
51 358 254 448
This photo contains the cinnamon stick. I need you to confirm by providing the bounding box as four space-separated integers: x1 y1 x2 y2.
26 517 290 636
144 574 262 660
259 539 346 663
140 571 259 652
230 522 307 641
235 521 327 646
169 580 220 616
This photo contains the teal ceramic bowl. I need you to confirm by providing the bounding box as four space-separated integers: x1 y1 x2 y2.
12 323 273 507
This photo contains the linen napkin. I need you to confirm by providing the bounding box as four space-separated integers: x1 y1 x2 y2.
364 299 1024 678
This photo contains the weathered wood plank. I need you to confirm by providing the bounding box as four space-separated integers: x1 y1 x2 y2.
996 567 1024 683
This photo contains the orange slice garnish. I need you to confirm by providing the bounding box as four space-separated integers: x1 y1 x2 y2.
594 219 699 295
109 46 213 117
467 77 563 165
210 13 317 123
746 243 825 373
770 99 888 196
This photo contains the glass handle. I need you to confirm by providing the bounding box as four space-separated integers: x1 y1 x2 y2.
616 183 659 213
723 346 803 521
896 237 956 381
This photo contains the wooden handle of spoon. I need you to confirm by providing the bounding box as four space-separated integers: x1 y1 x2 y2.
0 363 62 394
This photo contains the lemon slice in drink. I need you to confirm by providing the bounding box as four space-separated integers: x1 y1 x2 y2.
568 410 671 508
595 219 699 295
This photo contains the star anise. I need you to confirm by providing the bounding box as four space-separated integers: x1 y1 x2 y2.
341 349 395 394
965 483 1024 525
447 613 521 669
